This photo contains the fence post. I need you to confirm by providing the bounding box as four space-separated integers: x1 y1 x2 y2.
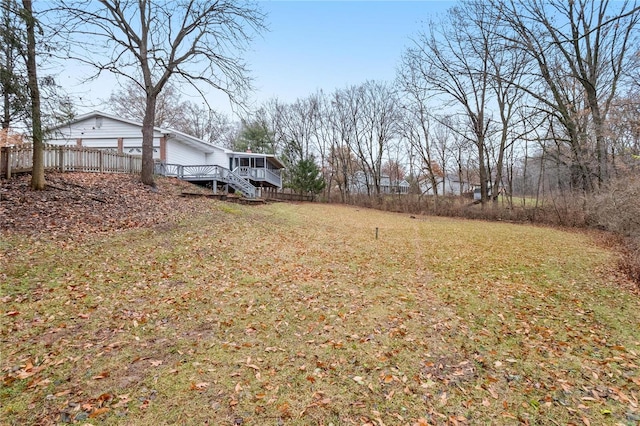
58 146 64 172
2 146 11 179
99 150 104 173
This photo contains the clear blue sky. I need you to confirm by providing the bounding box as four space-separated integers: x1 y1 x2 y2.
246 1 453 107
65 1 455 117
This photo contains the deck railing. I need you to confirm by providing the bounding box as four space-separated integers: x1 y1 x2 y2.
264 168 282 187
155 163 225 179
233 166 282 187
155 162 257 198
1 144 142 178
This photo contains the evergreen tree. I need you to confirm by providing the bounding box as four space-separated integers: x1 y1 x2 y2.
233 119 275 154
289 156 326 196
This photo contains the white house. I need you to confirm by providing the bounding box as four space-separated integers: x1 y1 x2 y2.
421 174 473 196
349 170 410 195
46 111 284 198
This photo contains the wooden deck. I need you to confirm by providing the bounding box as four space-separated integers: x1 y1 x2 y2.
155 163 260 198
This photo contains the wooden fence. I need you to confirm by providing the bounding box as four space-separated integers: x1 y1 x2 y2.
268 190 314 202
1 144 142 179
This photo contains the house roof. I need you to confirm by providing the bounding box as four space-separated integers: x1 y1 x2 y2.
49 110 229 154
48 111 286 169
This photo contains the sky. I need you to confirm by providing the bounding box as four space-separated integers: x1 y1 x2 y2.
61 1 456 118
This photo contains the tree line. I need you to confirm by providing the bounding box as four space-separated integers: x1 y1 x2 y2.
235 0 640 206
2 0 639 206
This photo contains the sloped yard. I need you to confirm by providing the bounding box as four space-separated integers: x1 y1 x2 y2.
1 175 639 425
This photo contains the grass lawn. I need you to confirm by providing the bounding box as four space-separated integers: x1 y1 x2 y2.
1 202 639 425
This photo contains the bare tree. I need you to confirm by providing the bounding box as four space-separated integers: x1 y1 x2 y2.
490 0 640 192
482 5 528 204
58 0 266 186
401 2 494 205
1 0 29 135
326 88 359 202
108 80 234 145
309 91 333 198
350 81 400 197
181 103 235 147
273 96 320 164
21 0 45 189
1 1 74 188
108 80 188 128
396 88 440 197
432 118 454 195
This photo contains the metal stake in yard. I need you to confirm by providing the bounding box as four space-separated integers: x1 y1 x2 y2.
375 227 378 240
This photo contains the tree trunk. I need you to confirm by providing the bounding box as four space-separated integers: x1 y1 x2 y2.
140 93 157 186
478 139 488 206
492 134 506 204
2 0 13 133
22 0 45 190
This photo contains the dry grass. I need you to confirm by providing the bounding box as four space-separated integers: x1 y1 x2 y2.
1 202 639 425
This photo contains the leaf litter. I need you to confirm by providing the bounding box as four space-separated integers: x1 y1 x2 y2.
1 173 639 425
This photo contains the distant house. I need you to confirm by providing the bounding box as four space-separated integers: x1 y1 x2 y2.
46 111 284 198
349 170 410 195
421 174 473 196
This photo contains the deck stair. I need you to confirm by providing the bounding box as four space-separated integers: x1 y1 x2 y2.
155 163 256 198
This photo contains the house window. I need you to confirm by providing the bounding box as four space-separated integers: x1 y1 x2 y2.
255 158 265 168
95 117 103 129
240 158 250 167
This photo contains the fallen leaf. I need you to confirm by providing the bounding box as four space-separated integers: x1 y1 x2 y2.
88 407 110 418
353 376 365 385
92 371 110 380
488 386 499 399
97 393 114 403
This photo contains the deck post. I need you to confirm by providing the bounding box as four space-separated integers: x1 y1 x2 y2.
213 180 217 194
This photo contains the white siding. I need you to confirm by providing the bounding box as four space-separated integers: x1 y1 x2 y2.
50 116 163 140
206 147 231 168
166 140 207 164
48 116 164 150
46 113 240 166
